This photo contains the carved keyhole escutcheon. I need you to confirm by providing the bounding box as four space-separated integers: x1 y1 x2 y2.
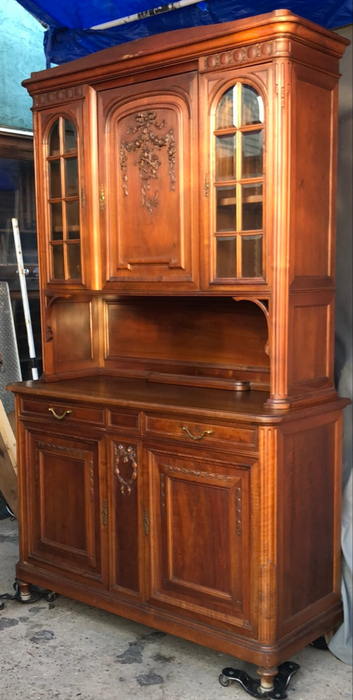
114 443 137 495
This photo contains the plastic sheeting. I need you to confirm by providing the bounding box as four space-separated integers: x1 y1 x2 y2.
15 0 353 65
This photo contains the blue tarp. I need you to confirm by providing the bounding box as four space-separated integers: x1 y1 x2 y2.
15 0 353 66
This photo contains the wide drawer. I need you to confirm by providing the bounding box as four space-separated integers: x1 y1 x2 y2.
144 414 257 450
19 398 105 427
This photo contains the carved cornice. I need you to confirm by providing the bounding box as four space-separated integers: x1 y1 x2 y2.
33 86 84 108
201 39 291 72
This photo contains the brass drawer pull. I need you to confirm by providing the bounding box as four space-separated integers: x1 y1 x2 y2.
182 426 214 441
48 407 72 420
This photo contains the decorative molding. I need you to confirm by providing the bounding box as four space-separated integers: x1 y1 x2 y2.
120 110 176 215
114 442 137 495
165 464 235 482
202 41 275 71
160 473 166 512
34 86 83 107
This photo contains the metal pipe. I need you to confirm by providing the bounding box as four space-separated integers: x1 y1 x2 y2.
89 0 201 31
12 218 39 381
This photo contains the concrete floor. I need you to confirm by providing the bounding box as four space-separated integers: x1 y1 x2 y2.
0 517 351 700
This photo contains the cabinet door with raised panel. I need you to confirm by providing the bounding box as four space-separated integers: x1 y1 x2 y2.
20 422 106 586
146 444 255 633
106 437 145 601
98 72 199 291
200 69 271 293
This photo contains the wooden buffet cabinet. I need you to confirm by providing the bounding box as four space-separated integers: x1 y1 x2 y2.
9 10 349 698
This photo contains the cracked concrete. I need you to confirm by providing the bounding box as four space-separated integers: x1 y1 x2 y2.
0 518 351 700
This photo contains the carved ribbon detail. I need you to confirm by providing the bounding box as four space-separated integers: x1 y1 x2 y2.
114 443 137 496
120 110 176 214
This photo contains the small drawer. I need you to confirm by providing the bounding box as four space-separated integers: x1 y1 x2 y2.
20 398 105 427
106 408 140 433
144 414 257 450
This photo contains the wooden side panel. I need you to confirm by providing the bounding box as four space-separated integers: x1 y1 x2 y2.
287 292 334 395
290 65 337 281
277 412 342 635
43 297 101 378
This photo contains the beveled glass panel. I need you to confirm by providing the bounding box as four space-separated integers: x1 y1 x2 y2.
51 244 64 279
216 87 237 129
216 187 236 231
65 157 78 197
66 200 80 239
216 237 236 278
49 160 61 199
242 235 263 277
49 120 60 156
50 202 63 240
67 243 81 279
64 120 77 153
242 184 263 230
215 135 236 181
241 84 264 126
242 131 263 179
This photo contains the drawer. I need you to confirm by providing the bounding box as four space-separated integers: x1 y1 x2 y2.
144 414 257 450
106 408 140 432
20 398 105 427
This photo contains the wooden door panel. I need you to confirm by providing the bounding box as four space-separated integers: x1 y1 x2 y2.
99 73 198 289
25 426 104 582
147 446 253 629
107 438 144 600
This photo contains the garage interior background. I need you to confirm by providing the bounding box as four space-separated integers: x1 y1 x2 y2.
0 0 352 668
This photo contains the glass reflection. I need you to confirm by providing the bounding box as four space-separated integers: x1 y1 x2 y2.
241 84 264 126
50 202 63 240
67 244 81 279
242 131 263 179
49 160 61 199
64 120 77 153
216 187 236 231
65 158 78 197
216 87 237 129
52 245 64 278
242 235 263 277
216 135 236 181
66 201 80 239
242 184 263 230
49 120 60 156
216 237 236 278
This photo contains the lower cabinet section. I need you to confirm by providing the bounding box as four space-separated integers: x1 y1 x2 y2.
14 391 345 674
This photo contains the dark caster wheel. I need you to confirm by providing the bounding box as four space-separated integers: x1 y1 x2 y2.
219 673 231 687
219 662 300 699
44 591 57 602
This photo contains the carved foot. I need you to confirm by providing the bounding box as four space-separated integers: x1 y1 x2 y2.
219 661 300 698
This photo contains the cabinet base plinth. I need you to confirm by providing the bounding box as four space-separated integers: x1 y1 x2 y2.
219 661 300 699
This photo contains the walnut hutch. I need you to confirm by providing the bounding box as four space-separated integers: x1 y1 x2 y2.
9 10 349 698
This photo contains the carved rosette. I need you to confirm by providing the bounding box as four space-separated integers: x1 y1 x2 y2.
120 110 176 215
33 86 84 108
114 443 137 496
202 40 279 71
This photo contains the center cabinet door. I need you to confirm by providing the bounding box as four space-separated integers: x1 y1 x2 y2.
145 444 255 634
98 72 199 290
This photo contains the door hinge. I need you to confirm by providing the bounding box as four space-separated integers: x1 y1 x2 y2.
102 499 108 527
99 184 105 211
144 509 149 536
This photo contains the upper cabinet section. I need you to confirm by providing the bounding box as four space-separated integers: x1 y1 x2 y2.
98 73 199 291
25 10 348 297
